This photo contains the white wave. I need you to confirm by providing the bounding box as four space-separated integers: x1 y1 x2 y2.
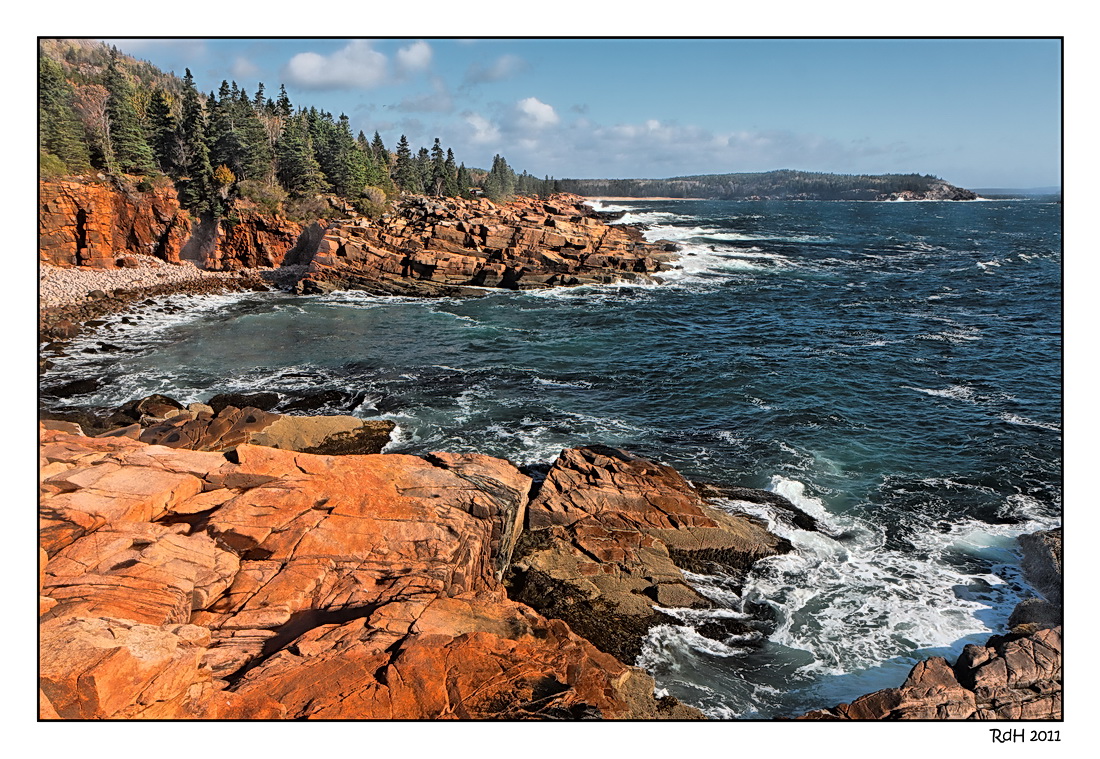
903 384 978 402
637 624 752 674
614 210 685 226
532 377 593 389
715 475 1054 679
916 328 982 344
1000 413 1061 432
582 199 630 213
976 259 1003 270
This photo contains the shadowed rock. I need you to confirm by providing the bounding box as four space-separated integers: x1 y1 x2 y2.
508 445 790 663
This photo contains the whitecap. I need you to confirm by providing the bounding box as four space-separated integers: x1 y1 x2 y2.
903 384 978 402
999 413 1061 432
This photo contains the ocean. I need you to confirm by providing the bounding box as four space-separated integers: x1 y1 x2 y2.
40 197 1062 718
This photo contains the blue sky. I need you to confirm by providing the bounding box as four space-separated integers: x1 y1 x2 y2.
99 38 1061 189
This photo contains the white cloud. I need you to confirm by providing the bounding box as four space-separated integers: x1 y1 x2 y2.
464 54 526 84
396 40 432 75
445 107 916 180
282 40 388 90
464 112 501 144
231 56 259 80
515 97 559 130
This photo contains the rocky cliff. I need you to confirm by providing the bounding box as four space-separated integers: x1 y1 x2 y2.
294 194 679 296
39 177 193 268
39 177 309 272
38 413 795 720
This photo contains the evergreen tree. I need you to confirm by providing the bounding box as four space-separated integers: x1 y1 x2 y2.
276 84 292 118
38 55 91 172
371 131 390 167
456 163 473 199
104 51 156 174
276 112 326 197
483 154 516 202
443 148 460 197
147 88 177 174
175 69 215 213
429 138 446 196
393 135 421 193
416 147 432 193
208 80 246 177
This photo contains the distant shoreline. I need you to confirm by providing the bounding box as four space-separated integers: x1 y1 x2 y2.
588 196 689 202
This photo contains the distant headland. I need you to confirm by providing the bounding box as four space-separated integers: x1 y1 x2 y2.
557 169 978 201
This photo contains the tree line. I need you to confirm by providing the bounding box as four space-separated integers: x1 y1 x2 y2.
39 41 561 219
557 169 965 200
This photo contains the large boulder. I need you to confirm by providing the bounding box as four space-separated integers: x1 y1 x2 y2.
798 626 1062 720
88 399 396 456
508 445 791 663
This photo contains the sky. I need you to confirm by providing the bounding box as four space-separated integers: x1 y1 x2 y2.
98 37 1062 189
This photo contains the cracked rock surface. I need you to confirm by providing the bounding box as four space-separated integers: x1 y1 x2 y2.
38 425 706 719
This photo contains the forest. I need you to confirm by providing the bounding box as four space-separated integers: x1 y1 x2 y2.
38 39 560 221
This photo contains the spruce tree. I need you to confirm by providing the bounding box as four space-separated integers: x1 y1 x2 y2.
371 131 390 167
147 88 177 175
276 112 326 197
38 55 91 172
443 148 460 197
457 163 473 199
429 138 446 196
175 70 215 213
416 147 432 193
276 85 292 118
104 52 156 175
393 135 421 193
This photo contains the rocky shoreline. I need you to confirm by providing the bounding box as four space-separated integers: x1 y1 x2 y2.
38 396 803 719
38 180 1062 721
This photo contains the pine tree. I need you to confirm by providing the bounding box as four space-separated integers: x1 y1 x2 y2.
457 163 473 199
208 80 246 178
276 85 292 118
484 154 516 202
276 112 326 197
371 131 390 167
443 148 460 197
416 147 432 193
429 138 446 196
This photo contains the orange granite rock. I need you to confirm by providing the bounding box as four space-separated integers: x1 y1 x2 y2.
39 177 192 268
38 425 702 719
295 193 679 296
510 445 791 663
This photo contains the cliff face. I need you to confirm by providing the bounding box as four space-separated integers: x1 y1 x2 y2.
295 193 679 296
39 178 308 271
39 178 193 268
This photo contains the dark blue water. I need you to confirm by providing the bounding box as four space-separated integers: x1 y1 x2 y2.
41 198 1062 718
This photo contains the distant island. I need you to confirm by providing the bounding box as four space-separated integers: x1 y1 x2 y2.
557 170 978 201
